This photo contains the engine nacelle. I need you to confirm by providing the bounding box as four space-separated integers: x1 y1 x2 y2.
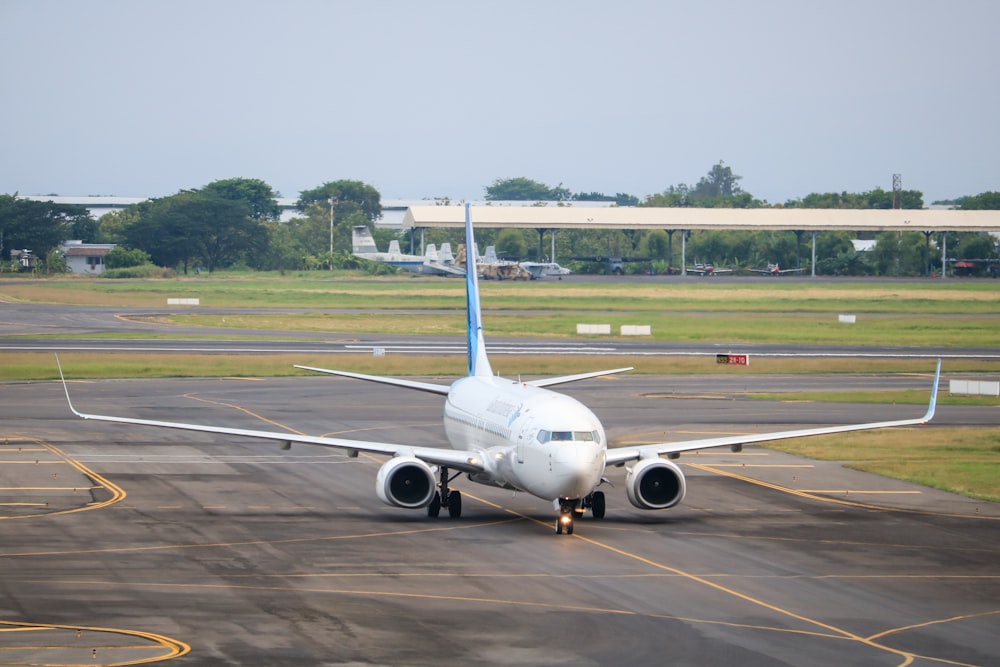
375 457 437 509
625 458 687 510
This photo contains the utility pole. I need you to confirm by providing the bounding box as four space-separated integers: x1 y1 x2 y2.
328 197 337 270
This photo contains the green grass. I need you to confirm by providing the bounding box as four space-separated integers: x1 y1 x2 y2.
4 275 1000 313
771 428 1000 502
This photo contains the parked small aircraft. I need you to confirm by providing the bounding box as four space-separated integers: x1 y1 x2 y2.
686 261 733 276
352 226 464 276
60 205 941 535
751 263 805 276
478 246 531 280
519 260 572 280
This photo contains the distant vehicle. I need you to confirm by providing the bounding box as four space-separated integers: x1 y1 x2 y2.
352 226 464 276
750 263 805 276
686 261 733 276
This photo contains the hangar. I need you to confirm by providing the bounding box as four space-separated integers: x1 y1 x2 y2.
402 205 1000 277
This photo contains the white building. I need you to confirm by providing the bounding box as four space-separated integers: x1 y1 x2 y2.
59 241 115 275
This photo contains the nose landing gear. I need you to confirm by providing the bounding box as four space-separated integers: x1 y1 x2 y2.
555 511 574 535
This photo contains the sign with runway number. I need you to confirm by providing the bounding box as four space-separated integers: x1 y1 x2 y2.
716 353 749 366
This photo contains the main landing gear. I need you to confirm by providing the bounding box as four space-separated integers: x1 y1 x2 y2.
428 466 462 519
555 491 606 535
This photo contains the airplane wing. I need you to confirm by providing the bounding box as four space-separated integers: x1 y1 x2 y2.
57 360 484 474
605 360 940 467
527 367 634 388
423 262 466 276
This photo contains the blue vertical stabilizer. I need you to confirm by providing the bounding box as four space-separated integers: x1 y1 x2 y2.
465 204 494 378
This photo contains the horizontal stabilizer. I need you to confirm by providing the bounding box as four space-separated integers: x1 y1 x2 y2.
294 365 451 395
527 367 633 388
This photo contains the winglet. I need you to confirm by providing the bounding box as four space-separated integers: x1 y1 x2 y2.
464 203 493 377
921 358 941 423
55 354 85 418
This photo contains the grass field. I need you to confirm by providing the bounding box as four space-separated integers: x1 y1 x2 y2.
2 275 998 502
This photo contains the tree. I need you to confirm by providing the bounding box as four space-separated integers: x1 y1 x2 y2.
105 246 152 269
690 161 742 200
485 177 570 201
0 194 93 258
123 191 266 273
296 180 382 224
960 192 1000 210
786 188 924 209
495 228 528 259
201 177 281 221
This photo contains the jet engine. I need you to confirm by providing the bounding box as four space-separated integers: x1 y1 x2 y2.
375 457 437 509
625 458 687 510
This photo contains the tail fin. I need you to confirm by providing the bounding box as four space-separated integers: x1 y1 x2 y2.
465 204 493 378
352 226 379 254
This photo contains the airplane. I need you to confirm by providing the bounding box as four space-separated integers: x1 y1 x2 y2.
351 226 464 276
750 262 805 276
686 261 733 276
517 260 572 280
477 245 532 281
59 203 941 535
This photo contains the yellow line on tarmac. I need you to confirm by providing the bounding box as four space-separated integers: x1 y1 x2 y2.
686 462 1000 520
704 464 814 468
0 435 126 521
0 619 190 664
799 490 922 495
456 490 920 666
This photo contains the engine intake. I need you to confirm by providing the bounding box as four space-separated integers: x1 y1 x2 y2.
375 457 436 509
625 458 686 510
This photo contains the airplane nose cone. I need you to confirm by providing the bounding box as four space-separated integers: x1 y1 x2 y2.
552 444 603 498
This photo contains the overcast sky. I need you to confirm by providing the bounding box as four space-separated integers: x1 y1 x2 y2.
2 0 997 204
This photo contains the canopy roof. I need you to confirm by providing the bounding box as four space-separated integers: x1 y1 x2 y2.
403 205 1000 233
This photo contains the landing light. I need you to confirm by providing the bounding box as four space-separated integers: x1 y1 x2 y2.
559 514 573 525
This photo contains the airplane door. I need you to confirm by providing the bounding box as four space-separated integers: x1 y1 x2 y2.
517 419 535 465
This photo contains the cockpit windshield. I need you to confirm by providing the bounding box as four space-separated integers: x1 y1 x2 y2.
537 430 601 444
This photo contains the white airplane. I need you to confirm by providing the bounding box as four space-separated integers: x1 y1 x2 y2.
520 260 572 280
59 204 941 535
351 226 464 276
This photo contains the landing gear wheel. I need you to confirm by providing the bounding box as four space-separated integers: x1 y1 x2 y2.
555 518 563 534
447 490 462 518
427 492 441 518
591 491 606 519
556 513 574 535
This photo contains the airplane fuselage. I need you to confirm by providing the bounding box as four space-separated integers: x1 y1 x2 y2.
443 376 606 501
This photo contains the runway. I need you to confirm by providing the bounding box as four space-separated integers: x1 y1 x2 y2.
1 375 997 666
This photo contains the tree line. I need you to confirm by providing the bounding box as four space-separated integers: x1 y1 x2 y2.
2 164 998 276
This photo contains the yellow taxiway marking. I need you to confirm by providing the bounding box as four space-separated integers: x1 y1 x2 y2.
799 490 922 495
0 619 189 664
454 491 930 667
686 462 999 521
0 435 126 521
704 464 814 468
